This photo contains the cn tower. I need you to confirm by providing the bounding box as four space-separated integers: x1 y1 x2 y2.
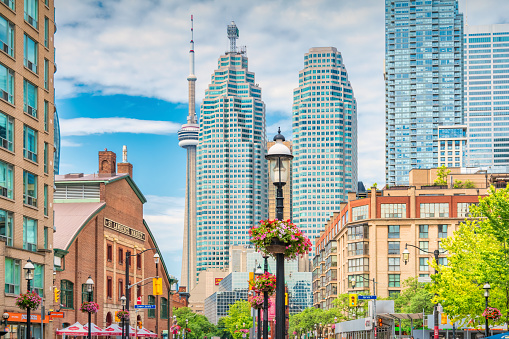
178 15 199 291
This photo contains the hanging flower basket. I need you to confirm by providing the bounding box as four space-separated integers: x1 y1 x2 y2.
248 294 272 309
117 310 129 321
15 291 42 310
250 272 276 295
249 219 312 259
170 325 181 335
185 328 191 333
80 301 100 314
483 307 501 320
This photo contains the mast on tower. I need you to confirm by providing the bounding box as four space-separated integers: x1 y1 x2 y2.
227 21 239 53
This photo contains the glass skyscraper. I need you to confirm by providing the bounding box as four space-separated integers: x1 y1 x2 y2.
464 24 509 167
385 0 464 185
292 47 358 243
196 23 267 273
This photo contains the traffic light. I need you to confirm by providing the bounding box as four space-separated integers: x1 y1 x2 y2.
115 311 120 322
441 313 447 325
349 294 358 307
153 278 162 295
378 318 383 328
54 288 60 303
285 293 288 306
137 321 142 328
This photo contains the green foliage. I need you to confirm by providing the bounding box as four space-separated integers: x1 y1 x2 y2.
453 180 463 189
213 318 233 339
221 300 253 339
433 165 450 186
453 180 476 189
332 293 368 321
173 307 216 339
429 186 509 327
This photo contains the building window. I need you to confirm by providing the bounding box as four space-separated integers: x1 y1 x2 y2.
24 35 37 73
33 263 43 297
137 254 142 269
388 225 400 238
0 112 13 151
419 257 429 271
118 280 123 300
43 184 48 216
24 0 38 29
381 204 406 218
347 224 368 240
348 258 369 272
23 217 37 251
0 16 14 57
148 295 155 318
4 257 20 294
44 17 49 48
420 203 449 218
107 245 112 261
388 257 400 271
347 241 369 256
24 125 37 161
419 241 428 254
419 225 429 238
107 277 112 299
44 143 48 174
44 101 49 132
457 202 476 218
388 241 400 255
389 290 400 298
352 205 369 221
23 170 37 207
438 257 448 266
61 280 74 309
388 274 400 288
438 224 448 238
0 209 13 246
0 160 13 199
348 274 369 288
161 297 168 319
44 59 49 89
119 248 123 264
23 80 38 117
43 227 48 249
0 64 14 103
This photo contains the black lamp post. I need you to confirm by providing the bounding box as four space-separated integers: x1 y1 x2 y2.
23 259 34 339
266 128 293 339
403 244 440 339
85 276 94 339
484 283 490 338
121 295 126 339
263 255 269 339
254 264 263 339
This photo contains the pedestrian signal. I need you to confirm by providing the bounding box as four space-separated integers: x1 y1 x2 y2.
349 294 358 307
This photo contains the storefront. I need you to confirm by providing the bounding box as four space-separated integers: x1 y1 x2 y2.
3 312 49 339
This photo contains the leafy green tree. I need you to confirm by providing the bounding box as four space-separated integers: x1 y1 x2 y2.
429 186 509 327
434 165 450 186
173 307 215 339
221 300 253 339
213 318 232 339
289 307 324 336
332 293 368 321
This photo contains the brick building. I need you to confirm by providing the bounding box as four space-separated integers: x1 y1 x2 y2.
312 168 502 309
52 149 184 337
0 1 57 339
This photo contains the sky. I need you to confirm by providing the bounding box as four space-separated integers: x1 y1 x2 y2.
54 0 509 282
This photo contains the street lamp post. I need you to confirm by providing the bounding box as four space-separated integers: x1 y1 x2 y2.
185 319 188 339
263 255 269 339
121 296 126 339
254 263 263 339
23 260 35 339
403 244 440 339
85 276 94 339
484 283 490 338
266 128 293 339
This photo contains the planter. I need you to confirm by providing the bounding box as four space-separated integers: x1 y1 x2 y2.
15 291 42 310
266 239 287 254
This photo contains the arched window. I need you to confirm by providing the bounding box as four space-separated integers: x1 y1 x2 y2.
106 312 112 327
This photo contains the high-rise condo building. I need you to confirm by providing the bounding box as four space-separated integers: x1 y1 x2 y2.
196 22 267 273
385 0 464 185
464 24 509 167
0 0 56 336
292 47 358 244
178 15 199 291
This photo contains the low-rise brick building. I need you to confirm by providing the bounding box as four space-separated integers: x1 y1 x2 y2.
52 149 184 337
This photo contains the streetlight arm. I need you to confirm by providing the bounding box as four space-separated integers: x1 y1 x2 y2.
128 247 158 258
405 243 446 255
128 276 160 289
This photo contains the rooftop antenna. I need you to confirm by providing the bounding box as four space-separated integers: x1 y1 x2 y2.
187 15 197 124
122 145 127 163
465 0 468 26
227 21 239 53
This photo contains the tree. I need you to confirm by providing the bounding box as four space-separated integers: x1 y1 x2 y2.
429 186 509 327
332 293 368 321
434 165 450 186
289 307 324 335
173 307 215 339
221 300 253 339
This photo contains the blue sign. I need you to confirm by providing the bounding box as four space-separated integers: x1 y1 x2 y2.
134 305 156 309
358 295 376 300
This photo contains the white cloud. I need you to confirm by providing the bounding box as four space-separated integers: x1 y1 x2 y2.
59 117 181 136
60 139 83 147
143 195 185 279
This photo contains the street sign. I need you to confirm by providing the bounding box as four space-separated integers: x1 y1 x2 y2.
134 305 156 309
358 295 377 300
418 276 432 283
50 312 64 318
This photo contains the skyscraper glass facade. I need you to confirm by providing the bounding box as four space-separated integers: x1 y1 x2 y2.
385 0 464 185
292 47 358 244
464 24 509 167
196 51 267 272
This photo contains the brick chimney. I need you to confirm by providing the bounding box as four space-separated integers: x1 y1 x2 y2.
117 145 133 178
98 149 116 176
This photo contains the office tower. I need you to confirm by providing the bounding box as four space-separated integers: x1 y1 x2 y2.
267 139 292 221
464 24 509 167
292 47 358 245
196 22 267 273
0 0 56 336
178 15 199 291
385 0 464 185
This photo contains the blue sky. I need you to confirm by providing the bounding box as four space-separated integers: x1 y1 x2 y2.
54 0 509 282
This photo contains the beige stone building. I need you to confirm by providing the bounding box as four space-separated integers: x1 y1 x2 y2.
0 1 57 338
312 168 498 309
